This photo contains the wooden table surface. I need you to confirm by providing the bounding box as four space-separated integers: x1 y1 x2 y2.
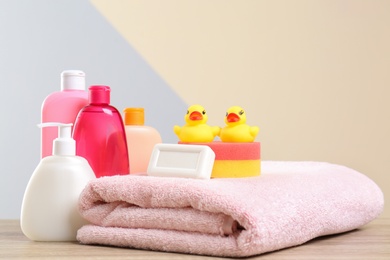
1 218 389 259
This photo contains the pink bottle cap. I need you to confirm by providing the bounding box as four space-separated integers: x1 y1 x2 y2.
89 85 110 104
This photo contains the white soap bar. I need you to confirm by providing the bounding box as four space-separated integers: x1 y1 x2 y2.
147 143 215 179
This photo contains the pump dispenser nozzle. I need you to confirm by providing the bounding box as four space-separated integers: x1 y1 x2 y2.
38 123 75 156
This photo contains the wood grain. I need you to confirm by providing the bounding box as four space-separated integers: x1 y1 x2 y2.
1 218 389 259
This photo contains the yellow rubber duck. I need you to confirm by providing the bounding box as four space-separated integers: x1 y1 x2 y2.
219 106 259 142
174 104 220 142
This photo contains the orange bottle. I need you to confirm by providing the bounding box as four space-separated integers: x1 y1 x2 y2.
123 108 162 174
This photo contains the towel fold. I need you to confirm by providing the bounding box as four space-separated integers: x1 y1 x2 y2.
77 161 384 257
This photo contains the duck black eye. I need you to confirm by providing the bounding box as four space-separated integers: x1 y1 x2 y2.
239 110 244 115
202 110 206 115
187 110 189 114
225 112 228 116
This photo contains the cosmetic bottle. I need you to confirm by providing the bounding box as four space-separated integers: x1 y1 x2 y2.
41 70 88 158
72 85 130 178
123 108 162 174
21 123 95 241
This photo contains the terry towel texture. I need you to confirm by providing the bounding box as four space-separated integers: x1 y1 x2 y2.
77 161 384 257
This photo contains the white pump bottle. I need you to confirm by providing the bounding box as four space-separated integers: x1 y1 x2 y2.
21 123 96 241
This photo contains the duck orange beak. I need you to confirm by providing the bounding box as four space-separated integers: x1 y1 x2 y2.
227 113 240 123
189 111 203 120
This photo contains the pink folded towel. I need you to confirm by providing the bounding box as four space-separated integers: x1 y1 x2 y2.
77 161 384 257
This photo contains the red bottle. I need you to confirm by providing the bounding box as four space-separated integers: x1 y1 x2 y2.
72 85 129 177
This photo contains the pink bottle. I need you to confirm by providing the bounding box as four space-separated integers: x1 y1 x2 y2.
72 85 129 178
41 70 88 158
123 108 162 174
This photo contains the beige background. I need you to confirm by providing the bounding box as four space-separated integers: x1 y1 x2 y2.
91 0 389 217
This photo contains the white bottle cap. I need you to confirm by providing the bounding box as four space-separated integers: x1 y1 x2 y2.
61 70 85 91
38 123 75 156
